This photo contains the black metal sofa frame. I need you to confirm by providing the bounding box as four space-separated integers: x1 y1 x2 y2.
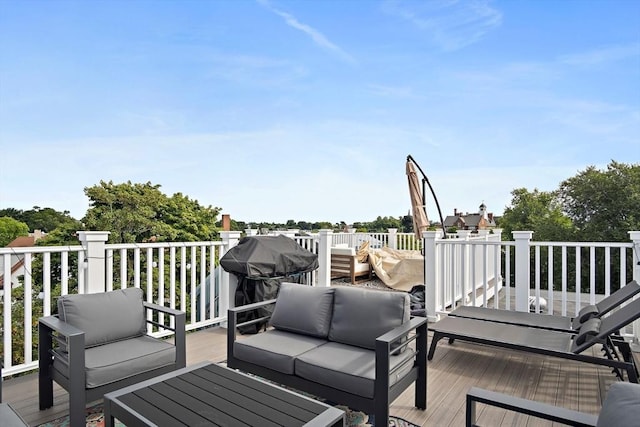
428 296 640 383
227 283 428 424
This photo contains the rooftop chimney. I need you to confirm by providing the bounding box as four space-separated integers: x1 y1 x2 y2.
222 214 231 231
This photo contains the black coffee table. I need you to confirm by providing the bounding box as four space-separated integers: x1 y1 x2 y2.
103 362 345 427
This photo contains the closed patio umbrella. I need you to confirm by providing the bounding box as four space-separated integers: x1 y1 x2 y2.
407 158 430 239
406 155 447 239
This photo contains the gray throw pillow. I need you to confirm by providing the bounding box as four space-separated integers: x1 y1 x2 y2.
57 288 147 347
270 283 335 338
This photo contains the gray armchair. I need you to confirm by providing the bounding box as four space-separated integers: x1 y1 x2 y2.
1 364 28 427
39 288 186 427
466 382 640 427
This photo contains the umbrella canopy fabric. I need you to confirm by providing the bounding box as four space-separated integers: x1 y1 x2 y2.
220 235 318 278
407 159 430 239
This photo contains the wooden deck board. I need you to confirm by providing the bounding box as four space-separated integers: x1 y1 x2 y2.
2 326 624 427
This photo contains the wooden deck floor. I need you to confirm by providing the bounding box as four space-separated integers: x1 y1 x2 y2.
3 325 624 426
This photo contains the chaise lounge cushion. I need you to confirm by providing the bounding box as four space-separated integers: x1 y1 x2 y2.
270 283 335 338
233 329 328 375
295 341 416 398
53 335 176 389
57 288 147 348
328 286 410 350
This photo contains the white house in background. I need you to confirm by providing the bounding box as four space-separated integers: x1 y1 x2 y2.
0 230 45 296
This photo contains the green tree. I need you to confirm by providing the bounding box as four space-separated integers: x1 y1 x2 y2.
498 188 575 242
558 161 640 242
0 207 77 232
83 181 221 243
0 216 29 246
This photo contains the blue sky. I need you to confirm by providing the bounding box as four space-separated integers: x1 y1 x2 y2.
1 0 638 225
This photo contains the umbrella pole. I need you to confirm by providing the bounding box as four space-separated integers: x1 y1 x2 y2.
407 155 447 238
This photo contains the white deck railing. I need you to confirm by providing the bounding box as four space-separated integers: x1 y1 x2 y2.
1 229 639 377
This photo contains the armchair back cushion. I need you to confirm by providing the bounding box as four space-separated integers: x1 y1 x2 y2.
329 286 410 350
57 288 146 348
270 283 335 338
597 382 640 427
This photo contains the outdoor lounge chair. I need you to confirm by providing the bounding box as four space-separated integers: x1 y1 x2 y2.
428 296 640 383
449 280 640 332
39 288 186 427
466 382 640 427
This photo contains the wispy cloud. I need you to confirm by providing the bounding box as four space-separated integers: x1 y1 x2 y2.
559 43 640 66
382 0 502 51
257 0 356 64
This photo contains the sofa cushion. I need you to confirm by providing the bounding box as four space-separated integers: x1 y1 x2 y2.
597 382 640 427
270 283 335 338
295 341 416 399
331 247 356 256
53 335 176 389
329 286 410 350
233 329 328 375
57 288 146 348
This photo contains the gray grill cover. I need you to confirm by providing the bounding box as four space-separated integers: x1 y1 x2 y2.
220 235 318 278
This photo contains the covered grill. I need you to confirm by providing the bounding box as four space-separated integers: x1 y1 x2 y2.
220 235 318 333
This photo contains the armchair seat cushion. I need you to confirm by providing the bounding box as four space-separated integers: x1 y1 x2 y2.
294 341 415 399
233 329 328 375
54 335 176 389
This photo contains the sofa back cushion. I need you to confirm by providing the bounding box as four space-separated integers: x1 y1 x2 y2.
270 283 335 338
329 286 410 350
57 288 147 348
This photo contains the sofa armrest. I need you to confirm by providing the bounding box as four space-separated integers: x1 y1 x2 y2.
465 387 598 427
227 299 278 361
228 298 277 315
374 316 428 400
143 302 186 368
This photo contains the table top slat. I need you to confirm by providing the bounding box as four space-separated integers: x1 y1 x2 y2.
118 393 187 427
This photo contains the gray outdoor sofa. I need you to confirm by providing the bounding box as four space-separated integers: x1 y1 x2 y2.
39 288 186 427
227 282 428 424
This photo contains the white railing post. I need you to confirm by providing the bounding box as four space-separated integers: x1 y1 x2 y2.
77 231 110 294
629 231 640 345
513 231 533 312
388 228 398 250
492 229 503 293
423 230 439 322
220 231 241 326
317 230 332 287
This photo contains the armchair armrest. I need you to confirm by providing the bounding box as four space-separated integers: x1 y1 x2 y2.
142 302 186 368
465 387 598 427
39 315 85 340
